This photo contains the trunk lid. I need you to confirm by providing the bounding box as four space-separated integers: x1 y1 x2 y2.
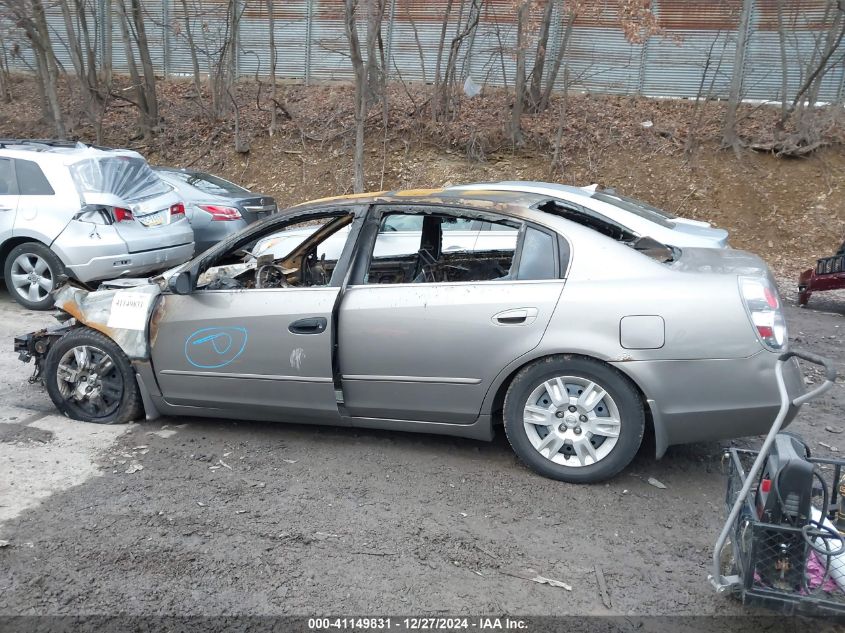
81 190 193 253
668 221 730 248
671 246 771 278
235 195 277 224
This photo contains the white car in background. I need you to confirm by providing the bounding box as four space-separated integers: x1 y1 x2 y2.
0 140 194 309
448 181 729 249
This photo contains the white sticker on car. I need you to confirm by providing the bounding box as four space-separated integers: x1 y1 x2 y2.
106 292 154 330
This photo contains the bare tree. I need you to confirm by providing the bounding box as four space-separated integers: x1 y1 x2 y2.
433 0 481 122
266 0 278 135
0 29 11 103
721 0 753 150
510 0 530 145
179 0 205 109
58 0 109 141
111 0 160 137
344 0 366 193
1 0 64 135
364 0 387 105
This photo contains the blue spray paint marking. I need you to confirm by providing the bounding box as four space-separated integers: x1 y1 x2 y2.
184 327 248 369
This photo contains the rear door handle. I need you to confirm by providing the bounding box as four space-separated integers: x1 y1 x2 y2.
492 307 539 326
289 317 328 334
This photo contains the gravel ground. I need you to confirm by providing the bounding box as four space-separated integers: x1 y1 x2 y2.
0 282 843 627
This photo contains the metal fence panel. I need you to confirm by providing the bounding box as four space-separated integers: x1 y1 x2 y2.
0 0 842 105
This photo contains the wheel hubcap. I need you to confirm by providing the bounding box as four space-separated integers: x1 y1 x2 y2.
10 253 53 303
56 345 123 418
523 375 621 467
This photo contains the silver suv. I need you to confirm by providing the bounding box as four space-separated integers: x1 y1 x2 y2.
0 140 194 309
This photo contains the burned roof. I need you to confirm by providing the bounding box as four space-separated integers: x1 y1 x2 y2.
291 187 550 218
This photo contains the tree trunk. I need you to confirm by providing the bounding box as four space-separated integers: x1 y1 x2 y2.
115 0 151 136
441 0 480 122
775 0 789 127
721 0 753 149
32 0 65 136
432 0 454 122
266 0 277 135
181 0 205 109
527 0 555 112
345 0 366 193
539 7 576 112
511 1 529 146
129 0 159 130
365 0 386 106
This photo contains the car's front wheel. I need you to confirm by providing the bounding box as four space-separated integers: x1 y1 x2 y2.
503 355 644 483
3 242 65 310
43 328 142 424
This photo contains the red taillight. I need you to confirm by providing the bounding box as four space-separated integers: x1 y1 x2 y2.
763 286 779 309
170 202 185 217
761 478 771 493
756 325 775 339
113 207 133 223
199 204 241 221
739 277 787 351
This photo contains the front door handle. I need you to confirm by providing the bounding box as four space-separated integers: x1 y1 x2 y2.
289 316 328 334
492 307 539 326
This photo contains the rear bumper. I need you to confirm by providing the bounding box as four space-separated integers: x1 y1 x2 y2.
65 242 195 283
611 351 805 456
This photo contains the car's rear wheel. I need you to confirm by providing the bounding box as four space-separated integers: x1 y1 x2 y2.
503 355 644 483
3 242 65 310
43 328 142 424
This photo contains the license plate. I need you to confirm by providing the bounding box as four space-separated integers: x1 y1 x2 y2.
138 210 167 227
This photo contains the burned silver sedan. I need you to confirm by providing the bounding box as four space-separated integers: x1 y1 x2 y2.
14 189 805 483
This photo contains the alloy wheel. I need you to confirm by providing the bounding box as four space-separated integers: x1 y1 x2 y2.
522 375 621 467
55 345 124 419
9 253 54 303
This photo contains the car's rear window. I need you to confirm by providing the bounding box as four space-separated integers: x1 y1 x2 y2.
70 155 170 202
591 191 675 228
164 170 250 197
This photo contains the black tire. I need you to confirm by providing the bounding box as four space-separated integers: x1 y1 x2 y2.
43 327 142 424
503 355 645 483
3 242 65 310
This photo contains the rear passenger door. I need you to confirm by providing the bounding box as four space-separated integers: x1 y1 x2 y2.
338 205 567 425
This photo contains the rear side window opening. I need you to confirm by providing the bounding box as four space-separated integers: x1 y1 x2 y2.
364 210 560 285
70 155 170 202
538 199 675 263
591 190 676 228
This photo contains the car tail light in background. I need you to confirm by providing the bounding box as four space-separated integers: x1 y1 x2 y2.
113 207 134 223
199 204 242 221
739 276 787 350
170 202 185 218
73 205 133 224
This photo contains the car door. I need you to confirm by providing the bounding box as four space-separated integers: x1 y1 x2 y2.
338 205 566 424
0 158 19 239
150 208 364 423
